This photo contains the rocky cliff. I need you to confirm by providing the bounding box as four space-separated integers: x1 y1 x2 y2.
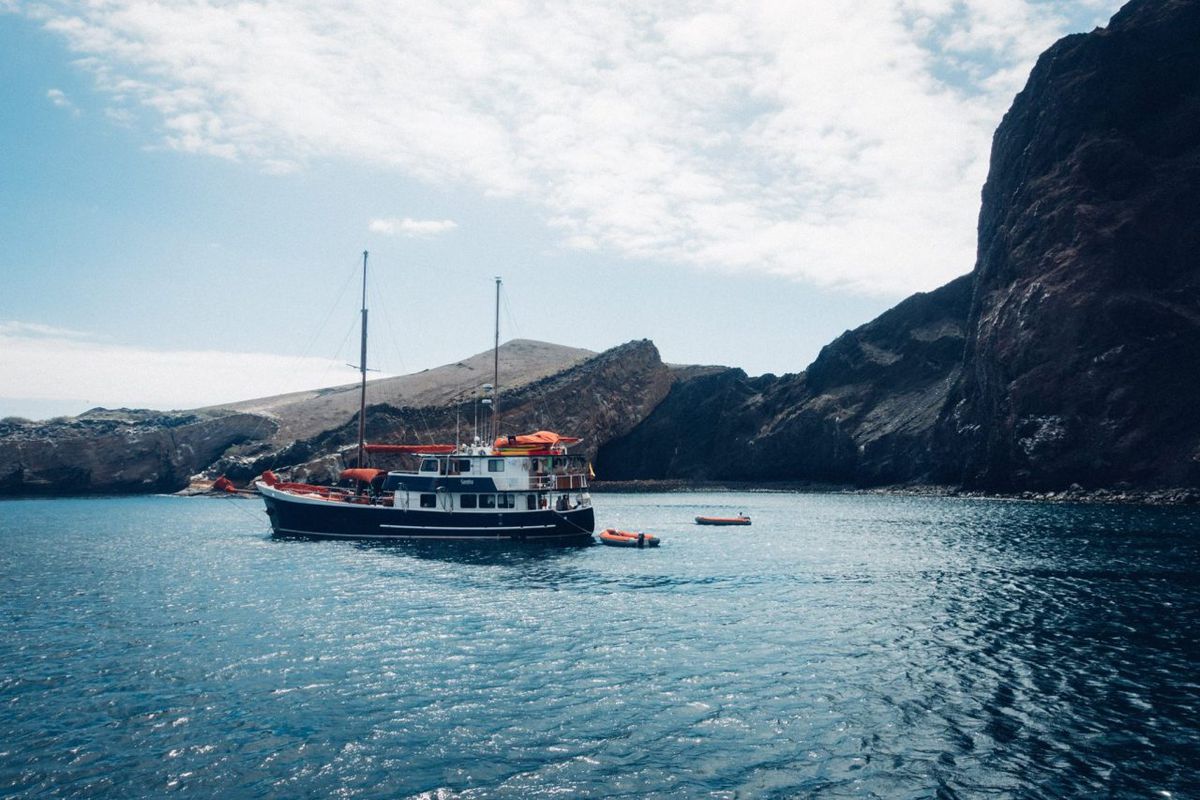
937 0 1200 490
596 276 971 485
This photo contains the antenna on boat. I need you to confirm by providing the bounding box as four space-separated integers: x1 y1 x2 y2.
356 250 369 468
492 276 501 445
479 384 493 449
481 396 492 444
455 391 461 449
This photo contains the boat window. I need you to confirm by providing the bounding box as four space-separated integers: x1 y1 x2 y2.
487 459 505 473
479 494 496 509
498 493 515 509
419 493 436 508
526 494 536 510
460 494 477 509
456 459 472 473
420 459 438 473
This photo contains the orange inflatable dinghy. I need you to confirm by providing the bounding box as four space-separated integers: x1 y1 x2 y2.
598 528 660 548
694 515 751 526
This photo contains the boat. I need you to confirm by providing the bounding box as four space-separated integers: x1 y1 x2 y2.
694 515 751 526
256 256 595 543
598 529 660 548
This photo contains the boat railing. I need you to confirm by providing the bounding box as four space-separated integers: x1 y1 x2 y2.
529 473 588 490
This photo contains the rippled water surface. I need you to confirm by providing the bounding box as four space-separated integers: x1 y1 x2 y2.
2 493 1199 798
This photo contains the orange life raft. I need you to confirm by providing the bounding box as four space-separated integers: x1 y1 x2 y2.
598 528 660 548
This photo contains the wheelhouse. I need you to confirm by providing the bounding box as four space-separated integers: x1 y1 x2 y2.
375 450 592 514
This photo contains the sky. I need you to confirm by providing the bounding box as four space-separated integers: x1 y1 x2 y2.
1 0 1122 420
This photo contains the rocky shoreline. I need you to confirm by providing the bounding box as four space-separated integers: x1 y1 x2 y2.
592 479 1200 506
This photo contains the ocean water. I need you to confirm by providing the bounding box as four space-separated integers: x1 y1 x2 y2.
1 492 1198 799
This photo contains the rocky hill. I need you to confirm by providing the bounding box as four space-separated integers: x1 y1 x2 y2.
210 339 595 444
0 340 600 495
211 339 673 485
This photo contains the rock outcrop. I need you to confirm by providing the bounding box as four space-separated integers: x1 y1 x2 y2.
211 339 595 444
596 276 971 485
217 339 674 484
936 0 1200 490
0 409 275 495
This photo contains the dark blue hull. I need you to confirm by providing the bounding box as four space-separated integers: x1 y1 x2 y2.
261 488 595 542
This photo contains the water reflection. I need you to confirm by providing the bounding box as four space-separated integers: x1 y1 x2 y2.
355 537 593 566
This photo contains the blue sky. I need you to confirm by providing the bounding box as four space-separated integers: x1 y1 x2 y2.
1 1 1120 419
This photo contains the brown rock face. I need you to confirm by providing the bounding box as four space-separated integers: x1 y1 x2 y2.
211 339 595 445
938 0 1200 490
216 339 675 484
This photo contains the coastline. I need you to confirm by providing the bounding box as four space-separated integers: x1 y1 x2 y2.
590 480 1200 506
3 480 1196 506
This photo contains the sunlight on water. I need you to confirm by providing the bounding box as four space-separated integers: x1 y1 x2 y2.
1 493 1198 798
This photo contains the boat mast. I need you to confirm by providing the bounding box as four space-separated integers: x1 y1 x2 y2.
357 250 369 468
492 276 501 442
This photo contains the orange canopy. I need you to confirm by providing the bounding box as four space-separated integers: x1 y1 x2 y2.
493 431 582 450
340 468 385 483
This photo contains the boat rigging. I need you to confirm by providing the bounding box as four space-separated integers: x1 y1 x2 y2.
255 255 595 543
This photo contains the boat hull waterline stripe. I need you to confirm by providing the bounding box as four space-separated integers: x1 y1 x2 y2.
379 523 557 531
273 527 588 541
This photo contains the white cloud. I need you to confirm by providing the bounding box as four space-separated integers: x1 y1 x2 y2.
368 217 459 238
46 87 80 115
31 0 1119 295
0 322 369 418
0 320 93 338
